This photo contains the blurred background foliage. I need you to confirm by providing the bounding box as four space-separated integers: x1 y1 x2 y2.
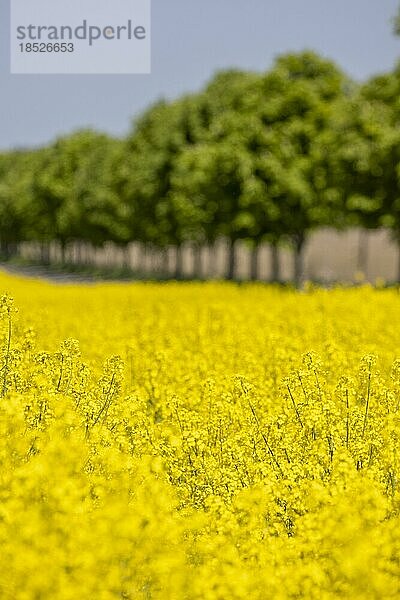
2 44 400 283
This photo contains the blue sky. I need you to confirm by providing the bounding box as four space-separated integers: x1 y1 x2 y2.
1 0 399 150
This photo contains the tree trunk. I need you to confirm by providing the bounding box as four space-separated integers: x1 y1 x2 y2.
60 241 67 266
208 241 217 278
293 234 306 287
122 245 131 270
0 240 5 259
7 242 18 259
151 247 159 273
138 242 148 275
40 242 50 265
161 247 169 275
226 239 237 280
0 240 9 259
357 229 369 278
271 243 280 283
75 241 83 265
397 239 400 285
250 244 260 281
82 243 88 266
193 244 202 279
175 245 184 279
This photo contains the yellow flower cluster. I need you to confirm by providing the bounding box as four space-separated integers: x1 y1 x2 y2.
1 272 400 599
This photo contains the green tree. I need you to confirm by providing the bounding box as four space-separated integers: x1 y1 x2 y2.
124 95 206 277
0 150 32 258
254 51 349 284
361 66 400 280
172 140 263 280
27 130 121 263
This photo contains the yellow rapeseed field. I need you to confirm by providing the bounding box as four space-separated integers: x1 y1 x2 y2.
1 271 400 599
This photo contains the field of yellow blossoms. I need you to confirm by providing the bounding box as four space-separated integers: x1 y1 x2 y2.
1 271 400 599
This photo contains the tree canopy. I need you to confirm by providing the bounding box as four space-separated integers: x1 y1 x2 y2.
1 50 400 281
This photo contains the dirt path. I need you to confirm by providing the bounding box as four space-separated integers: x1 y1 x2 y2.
0 263 104 284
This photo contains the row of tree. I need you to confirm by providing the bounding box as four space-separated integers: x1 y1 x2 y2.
1 50 400 282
